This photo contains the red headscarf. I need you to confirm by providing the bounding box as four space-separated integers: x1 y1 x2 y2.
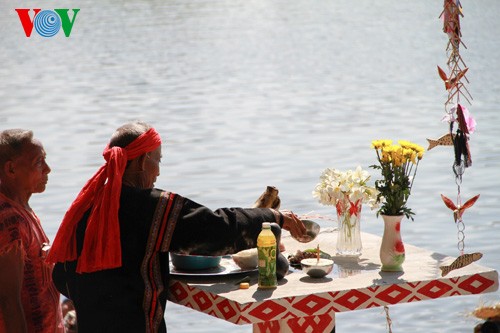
46 128 162 273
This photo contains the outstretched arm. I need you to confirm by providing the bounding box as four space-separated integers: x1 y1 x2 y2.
279 210 307 241
0 240 27 333
168 198 308 255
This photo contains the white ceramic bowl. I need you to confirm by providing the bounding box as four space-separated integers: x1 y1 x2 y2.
300 258 334 278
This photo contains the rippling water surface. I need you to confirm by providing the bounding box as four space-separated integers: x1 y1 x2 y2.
1 0 499 332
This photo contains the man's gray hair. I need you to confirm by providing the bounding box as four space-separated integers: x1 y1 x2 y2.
109 121 152 149
0 129 34 167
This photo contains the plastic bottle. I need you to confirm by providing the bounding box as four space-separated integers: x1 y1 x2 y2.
257 222 277 288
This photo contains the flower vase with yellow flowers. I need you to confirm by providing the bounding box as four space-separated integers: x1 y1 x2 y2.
371 139 425 271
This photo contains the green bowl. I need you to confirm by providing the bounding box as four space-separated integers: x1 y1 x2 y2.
170 253 222 270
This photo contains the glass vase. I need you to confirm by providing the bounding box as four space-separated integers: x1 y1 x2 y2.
380 214 405 272
335 197 362 257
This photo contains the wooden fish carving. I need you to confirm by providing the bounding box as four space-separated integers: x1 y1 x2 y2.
440 252 482 277
426 133 455 150
437 66 468 90
441 194 480 222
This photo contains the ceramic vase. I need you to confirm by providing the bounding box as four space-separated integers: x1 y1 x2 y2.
335 196 362 257
380 214 405 272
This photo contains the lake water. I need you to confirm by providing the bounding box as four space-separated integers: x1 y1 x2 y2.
1 0 499 332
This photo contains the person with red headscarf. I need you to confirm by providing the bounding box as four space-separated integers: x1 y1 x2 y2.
47 121 306 333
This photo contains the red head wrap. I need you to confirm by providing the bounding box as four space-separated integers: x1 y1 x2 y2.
47 128 162 272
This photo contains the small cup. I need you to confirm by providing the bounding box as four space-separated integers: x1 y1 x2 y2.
301 258 334 278
294 220 321 243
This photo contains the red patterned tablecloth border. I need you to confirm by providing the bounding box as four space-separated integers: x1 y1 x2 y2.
169 271 498 325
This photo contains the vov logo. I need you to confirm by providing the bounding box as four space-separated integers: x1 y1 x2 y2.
15 9 80 37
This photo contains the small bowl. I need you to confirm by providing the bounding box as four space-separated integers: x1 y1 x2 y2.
301 258 334 278
294 220 321 243
170 253 222 270
232 248 258 270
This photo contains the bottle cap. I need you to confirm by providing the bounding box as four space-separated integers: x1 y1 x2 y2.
262 222 271 229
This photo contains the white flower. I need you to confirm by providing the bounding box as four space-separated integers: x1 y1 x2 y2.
312 166 379 208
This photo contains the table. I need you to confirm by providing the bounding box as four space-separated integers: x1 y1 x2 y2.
168 228 498 332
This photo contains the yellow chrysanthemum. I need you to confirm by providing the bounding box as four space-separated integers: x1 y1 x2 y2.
398 140 412 149
381 150 391 163
394 151 405 166
371 138 425 219
410 151 417 164
371 140 381 149
415 144 425 155
372 139 393 150
381 139 393 147
401 148 415 164
394 145 403 157
398 140 425 155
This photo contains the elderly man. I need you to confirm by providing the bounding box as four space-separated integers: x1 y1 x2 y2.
0 129 64 333
48 121 306 333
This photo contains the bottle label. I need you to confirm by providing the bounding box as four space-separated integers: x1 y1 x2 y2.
258 245 277 288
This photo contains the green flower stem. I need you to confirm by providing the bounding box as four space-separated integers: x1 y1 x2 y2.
341 212 353 239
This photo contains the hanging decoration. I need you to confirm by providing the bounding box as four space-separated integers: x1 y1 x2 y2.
427 0 482 276
440 193 479 223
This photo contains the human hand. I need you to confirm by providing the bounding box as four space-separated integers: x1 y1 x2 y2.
280 210 307 241
64 310 77 333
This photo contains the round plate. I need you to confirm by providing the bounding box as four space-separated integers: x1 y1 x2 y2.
170 257 257 276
